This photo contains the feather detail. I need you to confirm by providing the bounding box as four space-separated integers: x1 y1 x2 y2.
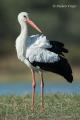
31 56 73 83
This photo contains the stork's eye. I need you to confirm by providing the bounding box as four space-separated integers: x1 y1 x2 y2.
24 15 26 18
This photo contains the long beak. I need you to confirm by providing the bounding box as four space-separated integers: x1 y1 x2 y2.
26 19 42 33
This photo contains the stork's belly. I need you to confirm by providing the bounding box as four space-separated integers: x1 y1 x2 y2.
24 59 32 68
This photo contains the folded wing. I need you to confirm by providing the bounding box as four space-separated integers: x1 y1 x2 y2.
27 34 68 56
26 34 73 83
26 47 60 63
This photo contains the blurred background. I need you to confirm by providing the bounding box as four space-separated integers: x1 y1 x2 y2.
0 0 80 83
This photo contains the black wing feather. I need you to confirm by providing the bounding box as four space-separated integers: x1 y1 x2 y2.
31 56 73 83
47 41 68 55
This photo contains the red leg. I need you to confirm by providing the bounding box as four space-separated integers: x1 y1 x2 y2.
40 71 44 111
31 70 36 111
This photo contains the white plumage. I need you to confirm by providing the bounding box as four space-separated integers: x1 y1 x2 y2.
16 32 60 70
27 34 51 48
26 39 59 63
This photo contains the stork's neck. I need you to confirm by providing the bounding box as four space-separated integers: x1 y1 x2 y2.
16 21 28 61
20 21 28 37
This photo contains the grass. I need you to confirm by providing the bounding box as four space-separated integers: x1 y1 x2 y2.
0 94 80 120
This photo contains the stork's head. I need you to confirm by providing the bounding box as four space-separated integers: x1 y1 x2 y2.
18 12 42 33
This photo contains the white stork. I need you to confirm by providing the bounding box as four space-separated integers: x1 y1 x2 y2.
16 12 73 111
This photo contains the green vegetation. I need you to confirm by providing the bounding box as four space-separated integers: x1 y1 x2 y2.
0 94 80 120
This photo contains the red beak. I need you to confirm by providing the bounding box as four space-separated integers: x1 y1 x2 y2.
26 19 42 33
